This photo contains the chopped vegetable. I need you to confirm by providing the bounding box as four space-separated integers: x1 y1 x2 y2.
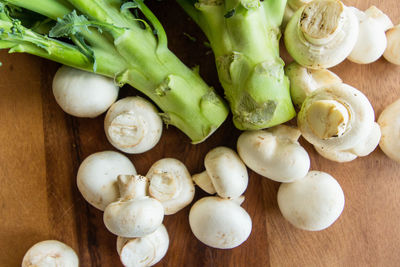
176 0 296 130
0 0 229 143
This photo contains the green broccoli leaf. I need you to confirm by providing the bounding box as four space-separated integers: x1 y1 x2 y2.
49 10 90 37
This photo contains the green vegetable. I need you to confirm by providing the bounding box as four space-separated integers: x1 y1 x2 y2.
0 0 229 143
176 0 296 130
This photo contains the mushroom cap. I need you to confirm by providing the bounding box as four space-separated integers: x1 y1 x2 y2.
348 7 387 64
378 98 400 162
77 151 136 211
237 125 310 183
189 197 252 249
314 146 357 162
204 147 248 199
285 62 342 109
104 96 163 154
146 158 195 215
364 6 393 32
22 240 79 267
384 25 400 65
315 122 381 162
284 0 359 69
104 197 164 238
277 171 345 231
52 65 119 118
116 225 169 267
298 83 376 151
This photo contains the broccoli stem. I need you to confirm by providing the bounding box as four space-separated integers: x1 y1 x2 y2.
0 0 229 143
2 0 74 20
177 0 296 130
64 0 229 142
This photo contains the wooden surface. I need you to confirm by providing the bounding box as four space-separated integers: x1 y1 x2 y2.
1 1 400 266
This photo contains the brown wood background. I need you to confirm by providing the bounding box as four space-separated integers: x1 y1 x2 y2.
1 1 400 266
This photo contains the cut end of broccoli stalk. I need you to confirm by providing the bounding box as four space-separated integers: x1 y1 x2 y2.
0 0 229 142
178 0 296 130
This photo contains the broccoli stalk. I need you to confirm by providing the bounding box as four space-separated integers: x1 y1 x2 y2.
0 0 229 143
176 0 296 130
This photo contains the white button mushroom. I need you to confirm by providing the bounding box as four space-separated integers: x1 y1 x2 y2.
285 62 342 109
284 0 359 69
384 25 400 65
22 240 79 267
189 196 252 249
104 96 163 154
52 65 119 118
298 83 381 162
277 171 345 231
77 151 137 211
104 175 164 238
194 147 248 199
237 125 310 183
116 224 169 267
378 98 400 163
146 158 195 215
347 6 393 64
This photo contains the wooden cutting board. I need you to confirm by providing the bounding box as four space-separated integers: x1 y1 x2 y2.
1 1 399 266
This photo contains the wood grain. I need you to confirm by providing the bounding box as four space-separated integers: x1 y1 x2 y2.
1 0 400 266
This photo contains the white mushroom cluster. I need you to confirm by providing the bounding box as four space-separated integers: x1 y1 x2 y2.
233 130 345 231
378 98 400 163
22 240 79 267
237 125 310 183
76 151 196 266
53 66 164 155
105 97 163 154
190 147 252 249
284 0 394 68
297 83 381 162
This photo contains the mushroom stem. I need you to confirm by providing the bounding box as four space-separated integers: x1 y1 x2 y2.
192 171 216 195
118 175 148 200
300 0 344 45
270 124 302 142
107 111 145 148
306 100 350 139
